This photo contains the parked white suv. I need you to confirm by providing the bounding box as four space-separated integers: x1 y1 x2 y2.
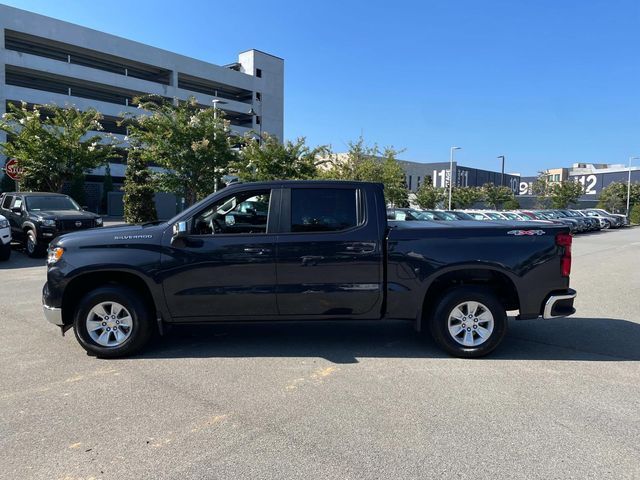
0 214 11 261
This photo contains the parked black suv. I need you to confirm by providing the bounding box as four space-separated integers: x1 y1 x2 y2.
0 192 102 257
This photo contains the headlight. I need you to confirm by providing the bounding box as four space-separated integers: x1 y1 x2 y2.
42 219 56 227
95 217 103 226
0 219 8 229
47 246 64 265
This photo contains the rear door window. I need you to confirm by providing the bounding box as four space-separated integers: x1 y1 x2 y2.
290 188 360 232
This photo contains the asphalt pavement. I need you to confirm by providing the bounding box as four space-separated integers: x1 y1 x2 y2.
0 227 639 479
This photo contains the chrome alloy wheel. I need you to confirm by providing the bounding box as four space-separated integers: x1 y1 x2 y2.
86 301 133 347
447 301 495 347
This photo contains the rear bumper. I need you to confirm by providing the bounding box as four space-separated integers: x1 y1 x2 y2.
543 289 577 319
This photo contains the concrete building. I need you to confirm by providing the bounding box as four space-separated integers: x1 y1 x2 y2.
519 162 640 209
0 4 284 216
398 159 521 194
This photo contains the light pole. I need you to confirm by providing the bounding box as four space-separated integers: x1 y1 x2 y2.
211 97 227 192
497 155 505 186
211 97 226 120
448 146 461 209
627 156 639 217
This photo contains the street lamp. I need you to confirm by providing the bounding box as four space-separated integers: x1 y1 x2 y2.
211 97 227 120
627 156 639 217
211 97 227 193
497 155 505 186
448 146 461 210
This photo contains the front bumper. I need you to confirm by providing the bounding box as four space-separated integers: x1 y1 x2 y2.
1 228 10 246
543 289 577 319
43 304 64 326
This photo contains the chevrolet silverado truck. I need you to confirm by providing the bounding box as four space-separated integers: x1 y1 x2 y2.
42 181 576 358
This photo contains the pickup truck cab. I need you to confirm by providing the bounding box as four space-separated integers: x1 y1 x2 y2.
0 192 103 257
42 181 576 358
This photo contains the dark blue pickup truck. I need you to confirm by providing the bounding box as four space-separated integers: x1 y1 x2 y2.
42 181 576 358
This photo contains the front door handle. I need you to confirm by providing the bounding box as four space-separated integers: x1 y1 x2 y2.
243 247 271 255
301 255 324 266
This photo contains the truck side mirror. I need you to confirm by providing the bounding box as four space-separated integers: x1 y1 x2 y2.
11 206 21 213
173 221 188 237
171 221 188 246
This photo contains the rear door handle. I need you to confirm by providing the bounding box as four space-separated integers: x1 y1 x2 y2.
345 243 376 254
243 247 271 254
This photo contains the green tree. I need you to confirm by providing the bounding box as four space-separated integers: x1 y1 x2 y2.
549 180 584 208
123 150 157 223
124 95 236 205
101 164 114 214
532 172 553 208
320 136 383 181
380 147 409 207
321 137 409 206
630 204 640 224
415 182 445 209
233 133 328 181
483 183 516 209
502 197 521 210
598 181 640 213
450 186 484 209
0 173 15 193
0 102 115 192
68 175 86 207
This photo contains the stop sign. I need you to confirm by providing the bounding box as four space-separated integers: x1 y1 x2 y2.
4 158 23 181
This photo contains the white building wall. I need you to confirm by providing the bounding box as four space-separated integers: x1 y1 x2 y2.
0 4 284 176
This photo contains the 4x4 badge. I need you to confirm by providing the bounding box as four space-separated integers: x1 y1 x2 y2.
507 229 545 236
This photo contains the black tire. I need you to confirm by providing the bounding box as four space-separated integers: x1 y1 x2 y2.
25 229 45 258
429 286 508 358
73 285 154 358
0 243 10 261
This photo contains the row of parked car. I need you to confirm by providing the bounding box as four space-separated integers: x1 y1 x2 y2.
386 207 630 234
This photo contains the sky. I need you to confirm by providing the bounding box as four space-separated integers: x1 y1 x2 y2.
3 0 639 175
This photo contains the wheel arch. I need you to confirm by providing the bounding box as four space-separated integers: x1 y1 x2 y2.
61 270 157 326
416 265 520 332
22 221 37 234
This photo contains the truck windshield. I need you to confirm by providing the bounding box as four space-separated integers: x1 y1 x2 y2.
26 196 80 211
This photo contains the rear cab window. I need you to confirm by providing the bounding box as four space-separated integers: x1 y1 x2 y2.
289 188 362 233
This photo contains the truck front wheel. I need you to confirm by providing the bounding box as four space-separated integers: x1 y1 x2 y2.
26 230 45 258
73 285 154 358
429 287 507 358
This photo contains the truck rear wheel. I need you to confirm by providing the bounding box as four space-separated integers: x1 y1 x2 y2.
429 286 507 358
73 285 154 358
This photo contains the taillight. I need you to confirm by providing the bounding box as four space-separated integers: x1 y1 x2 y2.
556 232 572 277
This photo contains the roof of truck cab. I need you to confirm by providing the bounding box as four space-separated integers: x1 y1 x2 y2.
1 192 69 197
226 180 384 188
